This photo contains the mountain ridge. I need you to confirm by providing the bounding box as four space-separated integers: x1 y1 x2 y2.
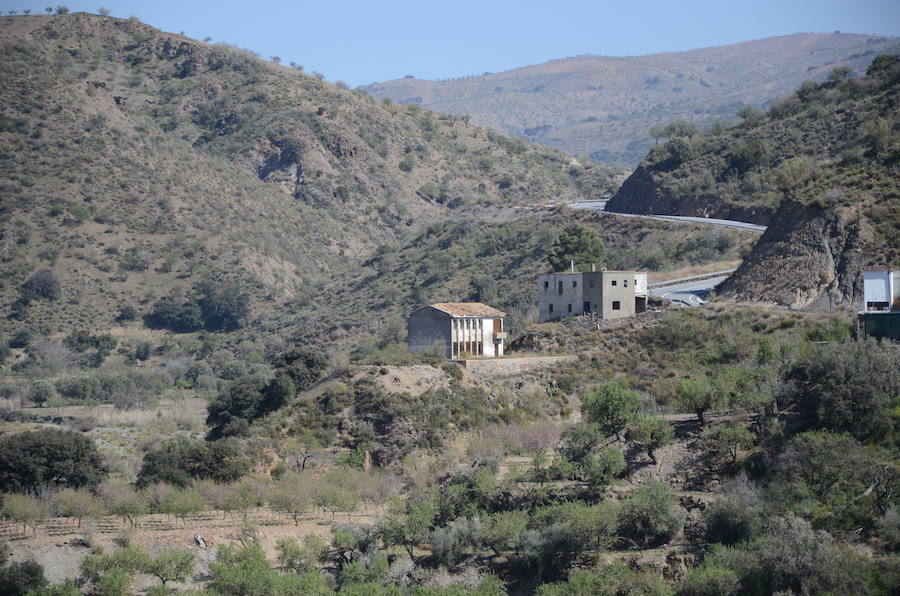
361 33 899 165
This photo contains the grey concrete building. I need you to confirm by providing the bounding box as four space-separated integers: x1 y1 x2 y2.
406 302 507 359
538 270 648 322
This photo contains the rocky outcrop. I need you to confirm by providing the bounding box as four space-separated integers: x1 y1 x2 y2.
606 165 775 225
717 201 868 310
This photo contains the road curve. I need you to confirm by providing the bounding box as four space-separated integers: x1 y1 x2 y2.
566 200 767 232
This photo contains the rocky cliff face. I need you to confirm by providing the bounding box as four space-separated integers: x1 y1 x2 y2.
717 202 868 311
605 165 775 225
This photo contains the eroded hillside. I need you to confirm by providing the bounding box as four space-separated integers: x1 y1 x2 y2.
608 55 900 310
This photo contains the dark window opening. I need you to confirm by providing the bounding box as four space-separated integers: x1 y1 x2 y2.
583 301 591 313
624 279 628 287
612 301 621 310
558 281 563 295
573 280 578 288
567 303 573 313
611 280 617 286
548 304 554 313
544 280 549 289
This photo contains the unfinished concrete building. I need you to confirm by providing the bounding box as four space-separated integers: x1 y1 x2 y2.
538 270 647 322
406 302 507 359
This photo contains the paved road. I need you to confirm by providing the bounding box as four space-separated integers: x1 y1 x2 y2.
565 200 767 232
650 275 730 307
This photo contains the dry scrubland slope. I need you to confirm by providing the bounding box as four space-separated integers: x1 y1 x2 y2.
0 13 619 338
361 34 899 165
608 56 900 310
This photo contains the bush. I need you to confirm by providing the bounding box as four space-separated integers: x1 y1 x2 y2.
704 494 763 545
786 339 899 442
23 269 60 300
0 429 106 492
136 437 250 488
0 559 46 595
617 482 685 549
677 563 739 596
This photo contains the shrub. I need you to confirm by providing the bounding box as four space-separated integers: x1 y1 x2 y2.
23 269 60 300
617 482 685 549
786 339 899 442
0 559 46 595
581 379 641 439
677 563 739 596
0 429 106 492
704 494 763 545
136 438 250 488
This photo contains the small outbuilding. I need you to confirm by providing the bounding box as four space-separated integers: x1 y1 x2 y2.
406 302 506 359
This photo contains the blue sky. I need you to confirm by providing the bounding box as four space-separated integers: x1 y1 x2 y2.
3 0 898 86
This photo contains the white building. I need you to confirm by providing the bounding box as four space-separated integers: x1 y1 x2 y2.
861 269 899 312
406 302 506 359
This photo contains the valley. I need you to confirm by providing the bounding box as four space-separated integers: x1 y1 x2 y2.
0 9 897 596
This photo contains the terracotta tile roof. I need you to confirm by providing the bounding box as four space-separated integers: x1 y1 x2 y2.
430 302 506 317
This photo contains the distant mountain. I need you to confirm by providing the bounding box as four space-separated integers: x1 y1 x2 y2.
361 34 900 166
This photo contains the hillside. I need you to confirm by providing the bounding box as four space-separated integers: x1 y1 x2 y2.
360 33 900 166
0 13 619 340
274 207 759 348
608 55 900 310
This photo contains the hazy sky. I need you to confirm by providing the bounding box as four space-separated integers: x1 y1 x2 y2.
3 0 898 86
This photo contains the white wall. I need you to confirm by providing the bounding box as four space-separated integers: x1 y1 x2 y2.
862 270 894 310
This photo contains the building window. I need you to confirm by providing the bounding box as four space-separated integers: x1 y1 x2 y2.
612 301 621 310
611 280 617 286
544 280 549 289
624 279 628 287
567 303 572 313
573 280 577 288
548 304 554 313
558 281 563 295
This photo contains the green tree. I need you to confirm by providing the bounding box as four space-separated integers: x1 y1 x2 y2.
53 488 105 527
617 482 685 550
195 279 250 331
702 423 753 464
382 490 439 560
143 549 194 587
547 224 606 272
136 438 250 488
786 339 899 441
0 429 106 493
480 510 528 556
0 559 46 596
158 488 207 525
1 494 51 537
99 484 148 529
675 379 721 426
537 562 671 596
269 475 312 525
276 535 325 573
774 156 815 198
626 414 674 464
581 379 641 439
